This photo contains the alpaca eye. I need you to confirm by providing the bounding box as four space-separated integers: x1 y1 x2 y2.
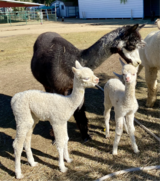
83 78 90 81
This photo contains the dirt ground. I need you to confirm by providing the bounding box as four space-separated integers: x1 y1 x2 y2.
0 19 160 181
0 18 157 37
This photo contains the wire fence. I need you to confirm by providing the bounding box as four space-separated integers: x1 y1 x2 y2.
0 10 57 25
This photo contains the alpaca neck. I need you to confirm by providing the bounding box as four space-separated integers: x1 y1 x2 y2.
81 36 112 70
69 77 85 109
124 82 136 104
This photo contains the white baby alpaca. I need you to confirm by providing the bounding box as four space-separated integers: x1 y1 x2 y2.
104 59 139 155
11 61 99 179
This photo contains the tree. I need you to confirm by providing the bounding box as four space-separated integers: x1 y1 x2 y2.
33 0 78 6
121 0 127 3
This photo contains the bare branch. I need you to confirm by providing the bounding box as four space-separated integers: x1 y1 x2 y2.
95 165 160 181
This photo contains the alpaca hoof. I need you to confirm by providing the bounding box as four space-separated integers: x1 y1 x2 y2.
146 96 156 108
83 136 91 143
16 173 24 179
134 149 140 154
112 151 117 155
146 101 154 108
60 166 68 173
31 162 38 167
66 158 73 163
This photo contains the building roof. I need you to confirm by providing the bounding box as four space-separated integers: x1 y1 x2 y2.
0 0 44 7
52 0 74 6
63 2 74 6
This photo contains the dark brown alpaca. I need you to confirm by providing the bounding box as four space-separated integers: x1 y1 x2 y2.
31 24 145 142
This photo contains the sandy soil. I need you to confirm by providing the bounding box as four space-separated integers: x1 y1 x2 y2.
0 18 157 37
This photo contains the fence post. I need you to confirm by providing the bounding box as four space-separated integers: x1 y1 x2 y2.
25 11 27 25
9 11 11 25
55 3 57 21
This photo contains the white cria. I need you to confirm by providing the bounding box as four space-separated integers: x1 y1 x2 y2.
12 61 99 179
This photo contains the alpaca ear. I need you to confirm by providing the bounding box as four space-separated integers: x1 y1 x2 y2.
72 67 77 74
113 72 124 84
113 72 123 79
119 58 125 67
122 24 139 39
75 60 82 69
137 24 145 31
72 67 80 75
129 24 139 32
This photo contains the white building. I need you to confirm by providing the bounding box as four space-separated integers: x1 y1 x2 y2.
78 0 144 19
78 0 160 18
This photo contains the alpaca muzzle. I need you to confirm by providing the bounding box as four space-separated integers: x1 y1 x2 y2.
94 77 99 84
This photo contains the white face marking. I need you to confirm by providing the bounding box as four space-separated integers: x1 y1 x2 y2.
123 71 137 84
122 48 141 67
118 41 125 49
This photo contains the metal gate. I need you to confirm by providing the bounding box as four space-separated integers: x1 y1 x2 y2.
0 10 57 25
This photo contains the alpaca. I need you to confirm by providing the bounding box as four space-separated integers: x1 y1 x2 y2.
11 61 99 179
155 19 160 30
104 59 139 155
31 24 145 142
138 30 160 107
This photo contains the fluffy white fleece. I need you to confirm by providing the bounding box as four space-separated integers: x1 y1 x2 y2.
104 61 139 155
11 61 99 179
139 30 160 107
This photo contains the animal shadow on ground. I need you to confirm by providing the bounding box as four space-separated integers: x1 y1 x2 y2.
71 147 160 181
85 73 114 116
0 131 60 177
0 94 15 129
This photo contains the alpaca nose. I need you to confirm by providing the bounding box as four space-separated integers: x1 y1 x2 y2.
94 78 99 83
126 77 130 82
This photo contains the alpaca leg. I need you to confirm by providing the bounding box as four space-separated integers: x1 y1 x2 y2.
57 147 67 172
113 116 123 155
13 128 30 179
104 107 111 138
74 102 90 142
24 128 38 167
104 91 112 138
103 87 112 138
44 86 57 144
63 138 73 163
64 142 72 163
145 67 158 107
126 114 139 153
52 124 68 172
123 117 129 134
60 122 73 163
